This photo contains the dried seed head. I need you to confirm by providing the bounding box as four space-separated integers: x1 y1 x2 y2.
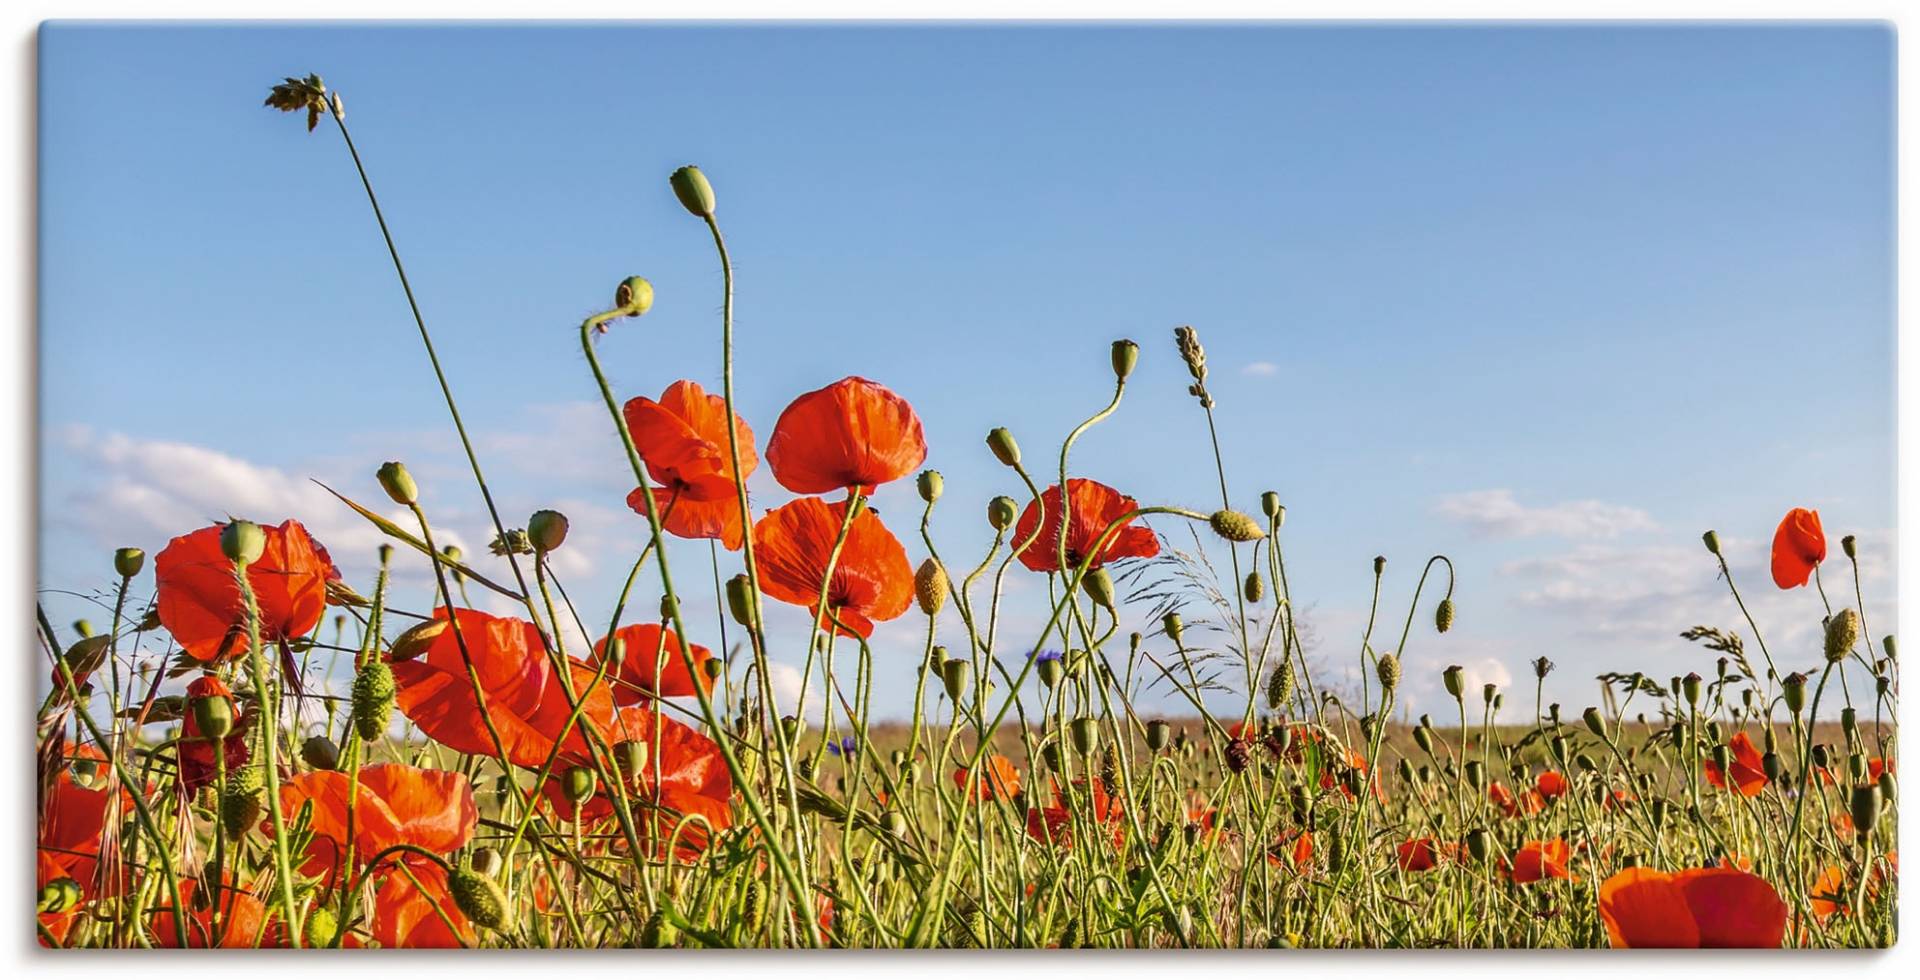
915 558 948 616
1435 598 1455 634
1825 608 1860 664
1532 656 1554 680
1173 325 1211 406
1209 510 1264 543
917 469 944 504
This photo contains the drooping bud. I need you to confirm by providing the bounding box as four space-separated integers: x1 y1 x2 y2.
941 659 973 703
1413 725 1434 756
1701 530 1721 556
188 674 236 739
220 520 266 566
1163 612 1185 646
1208 510 1265 543
1464 760 1486 789
114 547 145 578
448 868 511 932
300 735 340 771
352 660 396 741
1583 706 1609 740
984 426 1025 467
669 165 716 218
1464 828 1492 863
1435 598 1455 634
1265 664 1293 711
1825 609 1860 663
389 618 450 662
1243 571 1264 604
1850 782 1882 835
1081 567 1117 612
1036 653 1064 689
987 496 1018 531
377 461 418 506
917 470 944 504
527 510 570 554
614 275 655 317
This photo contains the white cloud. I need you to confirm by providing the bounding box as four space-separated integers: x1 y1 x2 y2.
1434 489 1657 540
1241 361 1279 377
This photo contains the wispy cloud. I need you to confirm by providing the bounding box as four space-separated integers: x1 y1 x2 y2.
1434 489 1657 540
1241 361 1278 377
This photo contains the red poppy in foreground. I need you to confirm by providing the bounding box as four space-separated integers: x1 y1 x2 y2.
1012 479 1159 574
1395 837 1458 872
590 623 714 704
953 754 1022 802
623 380 758 550
1770 507 1826 589
1026 778 1125 849
1598 866 1788 948
765 376 926 495
273 763 478 947
38 742 133 943
150 876 269 948
541 709 735 856
1535 770 1570 800
1505 839 1576 884
752 497 913 638
154 519 337 663
390 607 619 768
1703 731 1769 797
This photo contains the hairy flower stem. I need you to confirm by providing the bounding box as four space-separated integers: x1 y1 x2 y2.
232 565 303 947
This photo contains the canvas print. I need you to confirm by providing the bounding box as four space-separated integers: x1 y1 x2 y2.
34 23 1895 949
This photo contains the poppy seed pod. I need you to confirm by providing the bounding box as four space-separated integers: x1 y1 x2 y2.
376 461 418 506
614 275 654 317
448 868 512 932
1702 530 1721 556
702 657 725 683
987 495 1018 531
985 427 1021 467
1762 751 1785 783
352 660 396 741
1442 665 1465 701
1681 672 1703 706
1069 716 1099 755
1375 653 1401 691
1082 566 1117 611
614 740 648 778
1163 612 1185 646
1483 683 1498 706
1582 706 1609 741
724 574 758 630
1464 760 1486 789
1260 491 1283 521
37 878 82 915
220 767 266 837
1037 655 1064 688
1146 719 1172 752
917 469 943 504
561 766 598 805
1841 706 1859 739
114 546 145 578
1111 338 1140 381
220 520 266 566
1243 570 1264 604
300 734 340 771
1850 782 1882 835
669 165 715 218
190 685 235 739
1842 534 1857 560
1812 743 1831 770
1464 828 1492 863
1782 672 1808 715
527 509 569 554
1825 608 1860 663
389 618 450 662
915 559 948 616
1413 725 1434 756
941 658 973 703
1208 510 1265 543
1373 555 1387 577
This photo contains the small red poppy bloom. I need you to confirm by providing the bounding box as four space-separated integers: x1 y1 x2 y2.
765 376 927 495
1598 866 1788 948
1488 780 1542 818
177 691 252 795
1811 854 1897 922
590 623 714 704
953 754 1022 802
1703 731 1769 797
1535 770 1570 800
390 607 619 768
623 380 758 550
38 742 132 908
1506 839 1576 884
1266 828 1315 871
1396 837 1458 872
154 519 337 663
1770 507 1826 589
1025 778 1125 849
1012 479 1159 574
150 875 269 948
752 497 913 639
542 708 735 856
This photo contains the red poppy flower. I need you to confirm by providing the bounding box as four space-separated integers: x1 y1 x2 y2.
1266 828 1315 871
1810 854 1896 922
390 607 619 768
1535 770 1570 800
177 689 252 795
38 742 131 903
150 875 270 948
1488 781 1542 818
1506 839 1576 884
1184 794 1219 839
1770 507 1826 589
1396 837 1458 872
622 380 758 550
541 708 735 857
1012 479 1159 574
1025 778 1125 849
953 754 1022 802
1703 731 1768 797
752 497 913 639
765 376 927 495
1598 866 1788 948
154 519 337 663
590 623 714 704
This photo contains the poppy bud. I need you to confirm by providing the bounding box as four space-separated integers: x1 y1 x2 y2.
1464 760 1485 789
1243 571 1264 604
1483 683 1498 705
917 470 944 504
301 735 340 771
220 520 266 566
1701 530 1721 556
1110 339 1140 381
703 658 725 683
1850 782 1881 835
1464 828 1492 863
1841 706 1859 739
1375 653 1400 691
1069 716 1099 755
389 618 450 662
1146 719 1172 752
1163 612 1185 646
1681 672 1703 706
1082 567 1117 612
1266 664 1293 711
448 868 512 932
615 740 648 778
1848 752 1868 783
1037 654 1064 688
1550 734 1570 766
37 878 82 915
1583 706 1608 741
1710 743 1731 775
527 509 569 554
1842 534 1857 560
376 461 418 506
1443 665 1465 701
1882 635 1896 660
987 496 1018 531
1433 597 1455 634
190 679 235 739
561 766 597 805
1208 510 1264 543
1782 672 1808 715
881 810 910 839
724 574 758 631
1413 726 1434 756
983 426 1022 467
113 546 145 578
379 543 395 566
1825 609 1860 663
1575 753 1598 773
669 165 716 218
1762 752 1785 783
941 659 973 703
1812 744 1831 770
352 660 396 741
1877 770 1896 802
614 275 654 317
306 905 340 948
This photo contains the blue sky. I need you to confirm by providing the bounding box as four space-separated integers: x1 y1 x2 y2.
38 23 1894 723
